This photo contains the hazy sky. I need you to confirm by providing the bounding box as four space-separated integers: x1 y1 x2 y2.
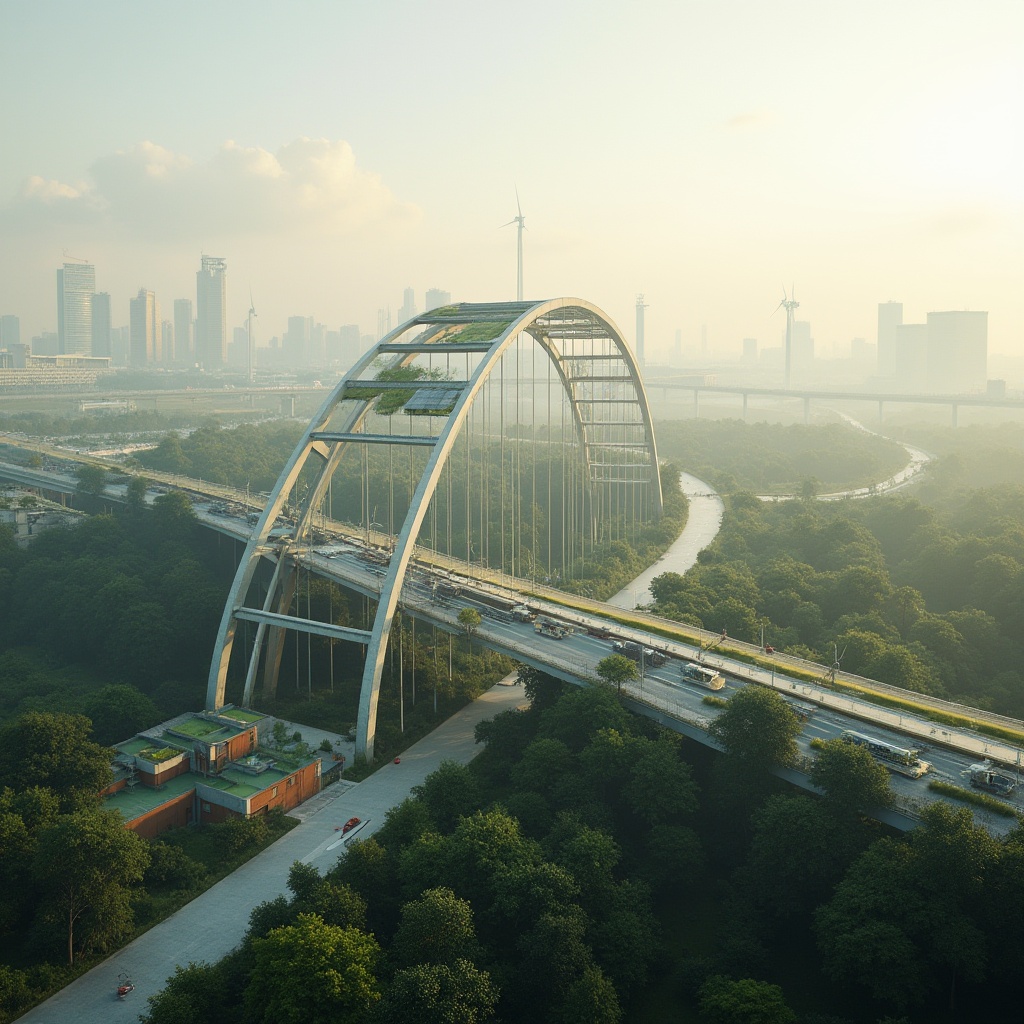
1 0 1022 361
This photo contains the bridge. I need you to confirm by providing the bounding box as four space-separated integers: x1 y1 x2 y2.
3 297 1024 827
647 378 1024 427
207 299 663 761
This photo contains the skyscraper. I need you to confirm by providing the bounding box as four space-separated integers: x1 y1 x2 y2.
285 316 313 365
129 289 160 365
926 311 987 393
398 286 417 324
0 315 20 346
196 256 227 368
876 301 903 379
173 298 194 365
56 261 95 355
91 292 111 358
425 288 450 311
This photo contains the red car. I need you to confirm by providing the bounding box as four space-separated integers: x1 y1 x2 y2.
341 817 361 834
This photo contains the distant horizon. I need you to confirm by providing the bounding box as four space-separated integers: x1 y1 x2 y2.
2 2 1021 358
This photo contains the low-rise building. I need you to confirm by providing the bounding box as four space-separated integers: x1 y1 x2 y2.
103 707 322 839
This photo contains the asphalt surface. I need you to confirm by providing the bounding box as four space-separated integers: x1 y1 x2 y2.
18 680 527 1024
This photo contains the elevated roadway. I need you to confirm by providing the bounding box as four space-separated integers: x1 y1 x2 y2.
648 379 1024 427
2 450 1023 830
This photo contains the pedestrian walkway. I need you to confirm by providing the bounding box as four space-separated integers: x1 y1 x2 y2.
19 678 527 1024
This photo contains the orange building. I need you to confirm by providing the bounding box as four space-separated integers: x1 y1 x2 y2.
103 706 322 838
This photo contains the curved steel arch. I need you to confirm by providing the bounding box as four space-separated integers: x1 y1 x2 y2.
206 298 662 759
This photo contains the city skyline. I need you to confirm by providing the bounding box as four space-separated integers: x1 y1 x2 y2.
0 2 1021 360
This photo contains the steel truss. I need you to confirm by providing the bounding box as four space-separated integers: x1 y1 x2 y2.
206 298 662 759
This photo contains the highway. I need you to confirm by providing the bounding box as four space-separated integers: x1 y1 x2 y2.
3 449 1024 832
184 496 1024 833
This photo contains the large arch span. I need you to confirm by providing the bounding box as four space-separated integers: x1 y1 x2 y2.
206 298 663 759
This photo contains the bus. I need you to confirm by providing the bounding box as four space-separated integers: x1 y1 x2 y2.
840 729 931 778
679 661 725 691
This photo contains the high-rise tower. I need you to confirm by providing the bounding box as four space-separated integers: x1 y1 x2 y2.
57 260 95 355
129 289 160 365
635 294 648 367
91 292 111 358
196 256 227 368
425 288 450 311
398 287 417 324
876 301 903 379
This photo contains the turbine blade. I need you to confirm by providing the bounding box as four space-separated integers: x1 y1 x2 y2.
515 184 522 218
500 219 517 228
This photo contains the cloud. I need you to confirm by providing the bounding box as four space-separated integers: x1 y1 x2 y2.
1 138 420 240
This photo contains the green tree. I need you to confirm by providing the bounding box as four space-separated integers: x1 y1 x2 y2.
412 760 482 832
707 686 800 772
0 712 113 812
32 808 151 964
375 959 499 1024
518 665 564 711
744 794 860 918
75 464 107 496
809 737 893 817
595 654 637 695
698 975 797 1024
391 887 480 968
457 607 482 652
140 960 238 1024
125 474 149 512
245 913 380 1024
551 964 621 1024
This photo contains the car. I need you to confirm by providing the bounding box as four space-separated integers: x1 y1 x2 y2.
341 817 361 834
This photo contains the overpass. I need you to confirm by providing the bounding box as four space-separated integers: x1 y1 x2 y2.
3 295 1023 825
647 378 1024 427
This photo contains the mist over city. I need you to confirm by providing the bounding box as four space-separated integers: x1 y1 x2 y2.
2 2 1022 377
2 4 1024 1024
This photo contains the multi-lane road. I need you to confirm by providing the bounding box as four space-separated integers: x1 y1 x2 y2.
2 448 1023 833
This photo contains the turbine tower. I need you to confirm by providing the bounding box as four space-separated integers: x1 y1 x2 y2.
502 188 526 301
774 286 800 389
246 289 257 384
635 294 648 367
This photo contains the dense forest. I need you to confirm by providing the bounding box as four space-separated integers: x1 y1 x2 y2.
140 673 1024 1024
654 419 908 495
3 413 1024 1020
647 480 1024 717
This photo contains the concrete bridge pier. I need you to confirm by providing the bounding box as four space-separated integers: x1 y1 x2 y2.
693 389 699 418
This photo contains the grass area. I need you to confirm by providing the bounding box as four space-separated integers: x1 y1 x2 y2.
927 780 1020 819
702 695 728 708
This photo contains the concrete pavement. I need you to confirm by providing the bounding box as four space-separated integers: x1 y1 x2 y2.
18 678 527 1024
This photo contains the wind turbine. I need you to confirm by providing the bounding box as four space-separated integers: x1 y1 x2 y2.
773 285 800 389
246 289 257 384
501 188 526 301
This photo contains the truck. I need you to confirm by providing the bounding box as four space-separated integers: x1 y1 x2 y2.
679 660 725 690
534 616 567 639
511 605 536 622
612 640 666 667
968 762 1016 796
840 729 931 779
